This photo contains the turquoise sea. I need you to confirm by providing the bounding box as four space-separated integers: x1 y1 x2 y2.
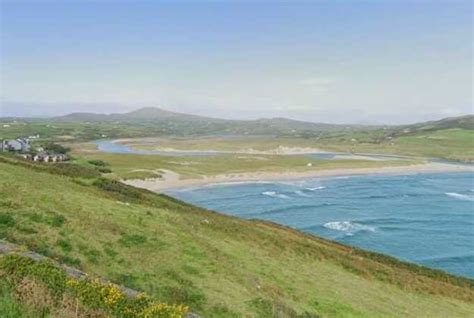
168 172 474 278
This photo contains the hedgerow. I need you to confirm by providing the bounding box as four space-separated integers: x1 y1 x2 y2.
0 255 188 318
0 155 100 178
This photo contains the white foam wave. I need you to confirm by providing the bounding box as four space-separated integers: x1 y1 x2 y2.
294 190 310 197
323 221 375 234
305 186 326 191
445 192 474 202
262 191 289 199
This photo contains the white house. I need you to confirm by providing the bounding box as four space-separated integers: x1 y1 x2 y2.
33 152 68 163
1 138 30 152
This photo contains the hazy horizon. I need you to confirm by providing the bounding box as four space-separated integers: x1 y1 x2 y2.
1 1 472 124
1 101 472 126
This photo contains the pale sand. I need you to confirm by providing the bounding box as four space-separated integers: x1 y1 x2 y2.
122 162 474 193
112 139 329 155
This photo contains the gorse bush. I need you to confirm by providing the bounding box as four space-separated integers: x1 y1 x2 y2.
93 178 143 199
1 254 67 299
97 167 113 173
88 159 109 167
88 159 113 173
43 142 70 154
66 279 188 318
0 255 188 318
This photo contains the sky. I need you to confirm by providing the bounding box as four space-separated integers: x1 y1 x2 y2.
0 0 472 124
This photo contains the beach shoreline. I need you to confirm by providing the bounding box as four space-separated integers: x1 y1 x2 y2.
109 138 331 155
122 162 474 193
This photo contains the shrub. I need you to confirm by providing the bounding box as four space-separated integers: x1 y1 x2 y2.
93 178 143 200
0 255 67 298
43 142 70 154
119 234 147 247
88 159 108 167
0 214 15 227
0 255 188 318
97 167 113 173
49 214 66 227
57 239 72 253
28 212 66 228
0 156 100 179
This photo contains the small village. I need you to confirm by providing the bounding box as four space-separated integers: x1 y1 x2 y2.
1 137 69 162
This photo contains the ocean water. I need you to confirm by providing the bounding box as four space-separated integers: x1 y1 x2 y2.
167 172 474 278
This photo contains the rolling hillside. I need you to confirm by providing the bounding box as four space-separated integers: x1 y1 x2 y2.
0 156 473 317
52 107 375 137
1 109 473 160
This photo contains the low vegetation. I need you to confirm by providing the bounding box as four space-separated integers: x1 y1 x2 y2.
0 157 473 317
2 112 472 161
0 254 188 317
314 128 474 161
70 147 418 180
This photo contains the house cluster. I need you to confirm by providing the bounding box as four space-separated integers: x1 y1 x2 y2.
1 138 31 152
18 152 68 162
1 136 68 163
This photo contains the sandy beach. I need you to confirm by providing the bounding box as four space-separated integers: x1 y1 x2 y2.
112 138 330 155
122 162 474 193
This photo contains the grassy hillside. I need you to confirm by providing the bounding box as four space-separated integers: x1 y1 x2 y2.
0 107 375 141
0 157 473 317
315 128 474 161
1 112 472 161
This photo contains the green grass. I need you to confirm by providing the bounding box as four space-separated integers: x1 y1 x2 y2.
2 117 472 162
70 144 418 180
0 120 172 142
0 158 473 317
0 280 35 318
313 128 474 161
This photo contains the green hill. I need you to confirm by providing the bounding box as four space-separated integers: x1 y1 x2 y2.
0 156 473 317
1 106 378 139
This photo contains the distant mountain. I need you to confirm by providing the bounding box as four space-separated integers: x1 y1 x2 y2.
6 106 471 138
386 115 474 137
402 115 474 131
53 107 376 136
56 107 220 122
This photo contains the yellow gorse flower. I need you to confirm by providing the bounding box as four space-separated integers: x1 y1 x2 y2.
65 276 187 317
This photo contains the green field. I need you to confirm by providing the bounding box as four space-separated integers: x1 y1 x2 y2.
70 144 418 180
0 157 473 317
2 114 473 163
314 128 474 162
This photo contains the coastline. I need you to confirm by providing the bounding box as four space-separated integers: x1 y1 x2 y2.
122 162 474 193
108 139 331 155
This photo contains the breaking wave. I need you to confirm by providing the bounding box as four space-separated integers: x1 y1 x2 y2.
445 192 474 202
305 186 326 191
323 221 375 236
294 190 311 197
262 191 289 199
